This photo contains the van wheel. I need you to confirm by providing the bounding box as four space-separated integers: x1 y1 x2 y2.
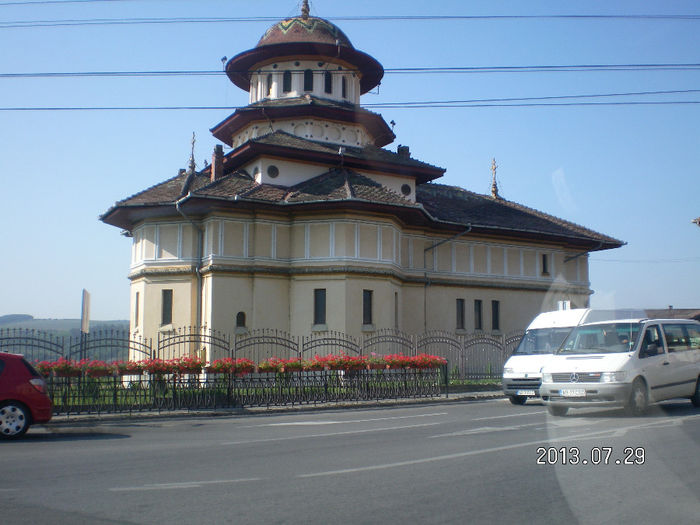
691 378 700 408
509 396 527 405
625 379 648 416
548 406 568 417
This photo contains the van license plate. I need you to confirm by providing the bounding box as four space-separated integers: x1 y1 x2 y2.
560 388 586 397
516 390 536 396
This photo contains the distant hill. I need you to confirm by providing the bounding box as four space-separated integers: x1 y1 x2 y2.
0 318 129 336
0 314 34 325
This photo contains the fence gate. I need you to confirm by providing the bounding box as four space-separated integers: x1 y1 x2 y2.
234 329 300 362
0 328 66 363
157 326 230 361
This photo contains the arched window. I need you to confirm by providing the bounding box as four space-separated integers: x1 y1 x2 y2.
303 69 314 91
236 312 246 328
324 71 332 94
282 70 292 93
266 74 272 97
341 76 347 99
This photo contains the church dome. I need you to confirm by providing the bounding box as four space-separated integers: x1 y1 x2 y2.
256 15 354 49
225 3 383 95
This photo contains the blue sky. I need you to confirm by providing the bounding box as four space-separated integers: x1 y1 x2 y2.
1 0 698 320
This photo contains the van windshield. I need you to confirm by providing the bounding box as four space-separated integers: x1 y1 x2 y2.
558 322 640 354
513 327 573 355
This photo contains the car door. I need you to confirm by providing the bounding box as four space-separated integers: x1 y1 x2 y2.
637 324 676 402
661 323 700 397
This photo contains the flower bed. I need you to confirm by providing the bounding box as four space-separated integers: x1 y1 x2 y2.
83 360 113 377
34 353 447 379
206 358 255 375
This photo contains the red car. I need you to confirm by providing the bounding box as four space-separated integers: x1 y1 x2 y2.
0 352 52 438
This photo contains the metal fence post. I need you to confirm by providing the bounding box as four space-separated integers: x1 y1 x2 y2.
443 361 449 398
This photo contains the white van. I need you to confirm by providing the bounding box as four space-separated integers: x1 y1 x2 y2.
540 318 700 416
503 308 646 405
503 309 591 405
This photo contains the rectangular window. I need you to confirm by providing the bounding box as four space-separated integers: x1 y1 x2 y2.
541 253 550 275
313 288 326 325
363 289 373 326
474 299 483 330
394 292 399 330
492 300 500 331
662 323 700 352
161 289 173 326
134 292 140 327
456 298 465 330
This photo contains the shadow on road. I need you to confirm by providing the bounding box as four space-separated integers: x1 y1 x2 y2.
553 401 700 419
12 429 131 442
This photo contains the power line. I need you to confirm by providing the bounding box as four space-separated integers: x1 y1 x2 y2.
2 100 698 112
2 64 700 79
591 257 700 263
362 89 700 108
2 14 700 29
0 0 136 5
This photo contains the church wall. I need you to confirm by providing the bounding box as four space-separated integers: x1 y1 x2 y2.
130 213 594 344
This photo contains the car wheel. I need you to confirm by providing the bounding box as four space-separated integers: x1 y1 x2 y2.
625 379 648 416
509 395 527 405
548 405 568 416
0 402 31 439
691 378 700 408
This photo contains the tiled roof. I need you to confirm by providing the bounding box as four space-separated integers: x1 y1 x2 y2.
115 167 414 209
416 183 622 246
245 95 356 111
284 169 414 205
249 130 443 173
105 168 621 250
114 171 190 206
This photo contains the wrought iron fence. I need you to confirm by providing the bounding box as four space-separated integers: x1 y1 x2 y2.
1 325 522 415
0 328 152 363
0 326 522 380
45 367 445 415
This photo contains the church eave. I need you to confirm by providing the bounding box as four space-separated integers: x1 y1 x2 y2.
225 42 383 94
210 103 395 148
225 140 444 183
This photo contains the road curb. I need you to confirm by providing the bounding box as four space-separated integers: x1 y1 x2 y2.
44 391 506 427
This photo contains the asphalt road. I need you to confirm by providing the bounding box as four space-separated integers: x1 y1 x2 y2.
2 398 700 525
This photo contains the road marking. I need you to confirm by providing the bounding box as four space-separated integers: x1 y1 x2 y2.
296 428 633 479
471 411 546 421
265 412 448 427
221 422 442 445
110 478 262 492
430 422 542 438
0 488 18 493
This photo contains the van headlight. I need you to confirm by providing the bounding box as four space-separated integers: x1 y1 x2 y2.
601 371 627 383
542 372 553 383
502 367 514 376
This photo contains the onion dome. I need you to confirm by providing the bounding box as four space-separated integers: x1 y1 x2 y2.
225 3 383 95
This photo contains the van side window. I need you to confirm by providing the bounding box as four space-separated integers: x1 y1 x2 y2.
639 325 664 358
688 325 700 350
662 323 699 352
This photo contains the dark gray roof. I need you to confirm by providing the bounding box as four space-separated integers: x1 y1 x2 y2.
104 168 621 251
416 183 622 247
248 130 443 173
113 167 414 208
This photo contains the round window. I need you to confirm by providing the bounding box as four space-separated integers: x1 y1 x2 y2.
267 165 279 178
401 184 411 196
